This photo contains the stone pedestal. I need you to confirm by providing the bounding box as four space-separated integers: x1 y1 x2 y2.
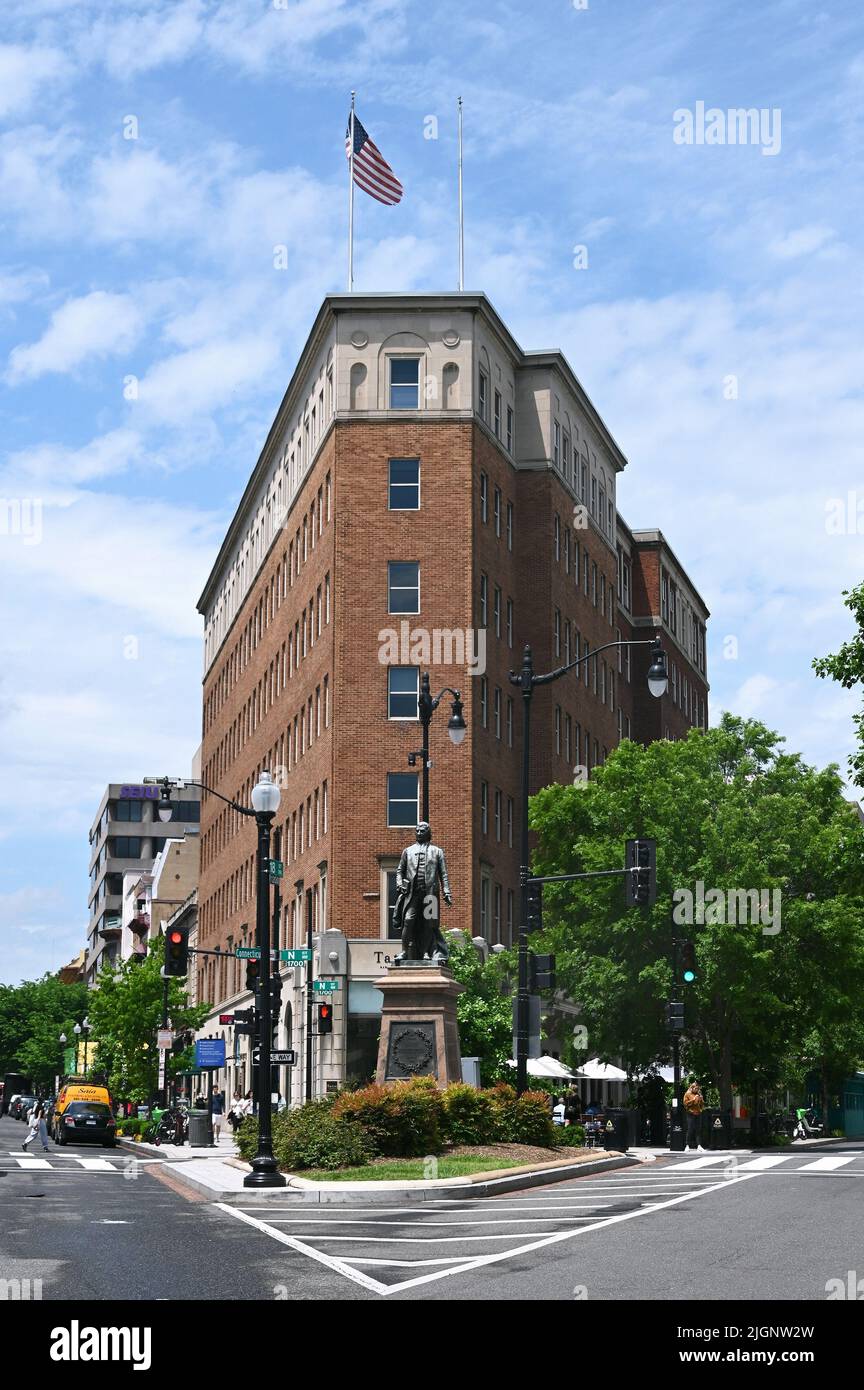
374 963 464 1087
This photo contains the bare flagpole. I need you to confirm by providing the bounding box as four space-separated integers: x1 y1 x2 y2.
348 91 356 292
457 95 464 291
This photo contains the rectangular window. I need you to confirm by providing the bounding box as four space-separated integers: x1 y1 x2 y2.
479 471 488 523
554 514 560 562
388 667 419 719
114 800 143 822
389 458 420 510
494 789 502 842
506 598 513 648
480 675 488 728
506 405 513 453
494 884 502 943
563 434 570 481
480 572 488 627
507 697 513 747
555 705 561 755
390 357 420 408
553 420 560 467
494 586 501 637
507 888 514 943
494 390 502 438
480 875 490 936
479 371 488 422
592 562 597 607
554 608 561 657
507 797 514 848
388 561 420 613
494 686 501 739
565 713 571 762
506 501 513 550
387 772 419 827
494 487 501 537
480 781 488 835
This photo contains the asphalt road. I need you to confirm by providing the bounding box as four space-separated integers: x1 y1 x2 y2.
3 1113 863 1303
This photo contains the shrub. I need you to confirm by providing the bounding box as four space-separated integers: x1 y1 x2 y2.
441 1083 496 1145
236 1099 373 1171
553 1124 586 1147
334 1077 444 1157
511 1092 557 1146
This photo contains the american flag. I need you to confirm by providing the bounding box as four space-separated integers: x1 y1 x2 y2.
346 113 403 206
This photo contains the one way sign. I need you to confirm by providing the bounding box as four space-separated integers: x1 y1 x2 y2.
252 1049 296 1065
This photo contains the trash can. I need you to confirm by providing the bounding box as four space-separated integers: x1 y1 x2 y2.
669 1105 686 1152
187 1111 213 1147
706 1109 732 1150
602 1108 636 1151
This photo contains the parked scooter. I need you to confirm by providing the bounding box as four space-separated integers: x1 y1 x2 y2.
793 1106 823 1140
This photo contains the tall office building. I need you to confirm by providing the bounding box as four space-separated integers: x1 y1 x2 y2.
196 293 709 1094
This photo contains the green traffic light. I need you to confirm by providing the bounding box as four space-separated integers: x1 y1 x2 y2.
683 969 695 982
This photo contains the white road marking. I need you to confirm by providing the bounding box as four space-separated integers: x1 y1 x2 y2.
15 1157 51 1169
213 1203 388 1296
301 1229 603 1242
665 1156 728 1170
74 1158 117 1171
798 1156 855 1171
256 1212 612 1227
734 1155 794 1171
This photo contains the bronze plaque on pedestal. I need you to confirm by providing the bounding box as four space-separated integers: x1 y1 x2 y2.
385 1021 438 1079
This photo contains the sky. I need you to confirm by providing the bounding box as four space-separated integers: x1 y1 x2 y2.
1 0 862 985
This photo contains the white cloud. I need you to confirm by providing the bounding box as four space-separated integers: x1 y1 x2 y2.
0 43 68 118
133 334 281 425
6 290 145 382
768 225 835 259
5 429 144 485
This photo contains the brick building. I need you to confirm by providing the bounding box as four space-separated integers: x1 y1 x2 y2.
195 292 709 1096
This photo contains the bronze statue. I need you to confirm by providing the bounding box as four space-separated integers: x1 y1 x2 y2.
393 822 452 962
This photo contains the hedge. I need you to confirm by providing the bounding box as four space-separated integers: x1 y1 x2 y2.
235 1079 558 1171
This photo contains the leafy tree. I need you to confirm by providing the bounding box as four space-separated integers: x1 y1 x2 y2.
447 936 514 1084
0 975 89 1089
529 714 864 1116
85 937 209 1102
813 582 864 786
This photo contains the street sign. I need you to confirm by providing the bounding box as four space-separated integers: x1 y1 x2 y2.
158 1050 166 1090
157 1029 173 1050
280 948 312 963
253 1049 296 1065
195 1038 226 1069
312 979 338 993
269 859 284 880
235 946 260 959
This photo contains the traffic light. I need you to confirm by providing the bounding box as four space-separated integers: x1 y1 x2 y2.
666 1001 685 1032
528 952 556 992
526 880 543 931
679 939 697 984
625 838 657 907
317 1002 333 1035
233 1007 255 1037
164 924 190 977
245 955 261 992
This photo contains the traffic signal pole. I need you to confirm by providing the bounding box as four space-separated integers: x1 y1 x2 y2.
305 887 314 1103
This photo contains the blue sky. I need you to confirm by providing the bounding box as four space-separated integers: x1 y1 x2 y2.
1 0 862 984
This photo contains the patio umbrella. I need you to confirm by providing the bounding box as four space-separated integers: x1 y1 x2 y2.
573 1058 628 1082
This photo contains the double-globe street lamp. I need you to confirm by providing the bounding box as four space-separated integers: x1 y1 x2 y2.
407 672 467 822
508 635 669 1096
157 770 286 1189
73 1018 91 1074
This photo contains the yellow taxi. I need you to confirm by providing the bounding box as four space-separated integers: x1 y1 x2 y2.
52 1083 116 1147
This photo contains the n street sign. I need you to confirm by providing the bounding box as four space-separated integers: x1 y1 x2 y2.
312 979 338 993
269 859 284 881
280 948 312 963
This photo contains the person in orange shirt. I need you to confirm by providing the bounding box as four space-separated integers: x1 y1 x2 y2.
683 1079 705 1152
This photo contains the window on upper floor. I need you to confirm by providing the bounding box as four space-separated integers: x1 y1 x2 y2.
389 357 420 408
387 773 419 828
114 800 143 822
388 667 419 719
494 487 501 537
388 561 420 614
389 458 420 510
478 370 488 422
479 471 488 523
506 405 513 453
494 390 502 438
479 572 488 627
553 420 560 468
506 501 513 550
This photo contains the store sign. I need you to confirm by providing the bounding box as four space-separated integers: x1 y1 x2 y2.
119 785 160 799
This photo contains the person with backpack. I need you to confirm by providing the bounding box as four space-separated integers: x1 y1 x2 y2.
683 1078 705 1152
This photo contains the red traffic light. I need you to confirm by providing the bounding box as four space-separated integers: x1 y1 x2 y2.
317 1003 333 1034
169 930 183 945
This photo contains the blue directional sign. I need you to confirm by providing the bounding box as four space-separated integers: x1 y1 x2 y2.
195 1038 226 1070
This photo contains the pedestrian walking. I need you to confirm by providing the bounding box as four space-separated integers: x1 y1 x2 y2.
228 1089 245 1133
683 1078 705 1151
22 1104 50 1152
211 1087 225 1142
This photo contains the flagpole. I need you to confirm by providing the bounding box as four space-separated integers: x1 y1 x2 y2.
348 91 356 292
457 95 464 291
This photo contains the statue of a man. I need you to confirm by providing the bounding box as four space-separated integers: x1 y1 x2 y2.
394 822 452 963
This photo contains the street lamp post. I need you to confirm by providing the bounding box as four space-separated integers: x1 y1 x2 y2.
73 1018 91 1075
157 771 286 1189
409 672 466 822
58 1033 66 1093
508 635 668 1096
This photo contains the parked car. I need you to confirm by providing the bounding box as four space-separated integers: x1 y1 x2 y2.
5 1094 23 1119
12 1094 38 1121
54 1100 117 1147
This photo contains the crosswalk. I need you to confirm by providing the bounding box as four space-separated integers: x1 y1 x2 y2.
2 1151 158 1173
220 1147 864 1297
666 1151 864 1174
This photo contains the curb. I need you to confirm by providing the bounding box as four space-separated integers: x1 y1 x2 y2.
162 1151 640 1205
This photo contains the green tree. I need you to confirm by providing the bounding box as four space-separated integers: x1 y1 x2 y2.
529 715 864 1115
813 581 864 786
85 937 209 1102
0 974 89 1089
447 936 514 1084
